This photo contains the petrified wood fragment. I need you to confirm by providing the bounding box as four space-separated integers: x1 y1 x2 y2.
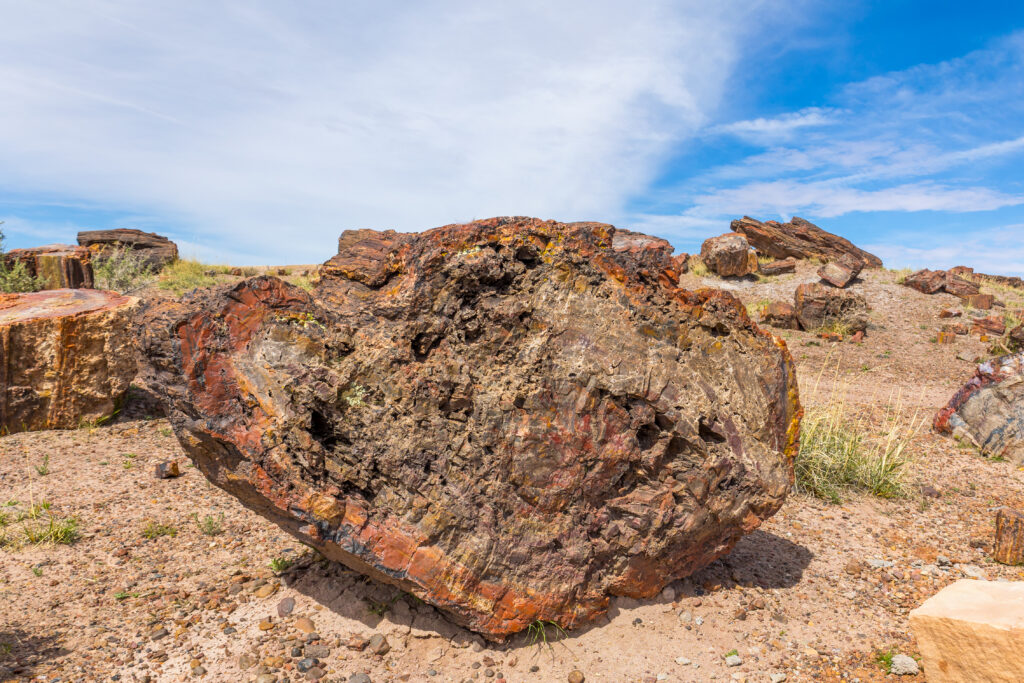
140 217 801 639
793 282 869 333
817 253 865 288
5 244 94 289
0 289 138 433
78 228 179 271
759 257 797 276
731 216 882 267
994 508 1024 565
699 232 758 277
935 351 1024 463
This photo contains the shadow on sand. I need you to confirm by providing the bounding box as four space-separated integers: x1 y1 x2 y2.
0 627 70 679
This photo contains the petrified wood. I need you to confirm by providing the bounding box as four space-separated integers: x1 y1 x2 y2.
793 282 869 332
78 228 179 271
994 508 1024 565
5 244 94 289
935 351 1024 464
140 217 801 639
731 216 882 267
0 289 138 433
699 232 758 277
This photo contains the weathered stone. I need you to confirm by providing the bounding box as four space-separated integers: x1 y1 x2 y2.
944 273 981 298
140 217 801 640
758 258 797 276
78 229 178 271
731 216 882 267
935 351 1024 463
0 289 137 433
759 302 799 330
972 315 1005 336
155 461 181 479
5 244 94 290
965 294 995 310
943 322 969 336
910 579 1024 683
793 283 869 333
817 254 864 288
936 331 956 344
1010 324 1024 349
939 309 962 318
699 233 758 277
994 508 1024 565
903 269 947 295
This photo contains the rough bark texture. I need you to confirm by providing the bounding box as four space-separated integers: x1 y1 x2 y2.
817 254 865 288
759 302 800 330
699 233 758 277
793 283 869 333
0 289 138 434
934 351 1024 464
759 258 797 276
139 217 801 640
5 244 94 289
78 229 179 271
994 508 1024 565
731 216 882 267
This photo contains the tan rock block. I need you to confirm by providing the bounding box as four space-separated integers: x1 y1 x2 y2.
909 579 1024 683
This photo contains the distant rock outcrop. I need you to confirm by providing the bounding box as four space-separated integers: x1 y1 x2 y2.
4 244 94 290
140 217 801 640
731 216 882 268
699 232 758 277
0 289 138 433
78 229 178 271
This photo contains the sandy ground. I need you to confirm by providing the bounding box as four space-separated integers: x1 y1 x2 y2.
2 264 1024 683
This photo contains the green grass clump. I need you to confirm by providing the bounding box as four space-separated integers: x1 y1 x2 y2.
142 521 177 539
269 556 293 573
0 500 79 547
795 380 920 504
157 259 218 295
814 319 854 338
688 256 709 277
193 512 224 536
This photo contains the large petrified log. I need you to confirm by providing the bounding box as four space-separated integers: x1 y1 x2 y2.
140 217 801 639
0 289 138 433
699 232 758 277
732 216 882 267
5 244 94 289
793 282 869 332
935 351 1024 463
78 228 179 271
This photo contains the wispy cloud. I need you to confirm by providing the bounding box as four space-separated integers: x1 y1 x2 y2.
0 1 780 263
708 107 839 142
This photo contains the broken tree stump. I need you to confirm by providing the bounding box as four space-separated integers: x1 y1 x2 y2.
0 289 138 433
140 216 801 640
994 508 1024 565
4 244 94 289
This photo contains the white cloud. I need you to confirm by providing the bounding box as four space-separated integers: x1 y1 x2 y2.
866 224 1024 277
708 107 839 142
0 0 776 264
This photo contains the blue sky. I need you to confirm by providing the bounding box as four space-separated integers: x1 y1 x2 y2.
1 2 1023 273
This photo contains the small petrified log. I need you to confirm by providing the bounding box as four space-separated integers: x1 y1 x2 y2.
994 508 1024 565
731 216 882 267
965 294 994 310
699 232 758 277
903 269 948 294
793 282 869 332
817 253 865 288
759 301 800 330
972 315 1005 336
935 351 1024 463
140 217 801 640
0 289 138 433
78 228 178 271
5 244 94 289
759 257 797 276
944 272 981 298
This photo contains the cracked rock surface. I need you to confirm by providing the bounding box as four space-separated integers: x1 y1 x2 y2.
139 217 801 639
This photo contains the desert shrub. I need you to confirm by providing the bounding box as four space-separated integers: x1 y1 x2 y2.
795 383 920 504
193 512 224 536
141 521 177 539
157 259 217 295
94 246 154 293
689 256 709 277
0 226 41 293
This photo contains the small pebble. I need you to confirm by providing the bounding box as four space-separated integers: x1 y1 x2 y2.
568 671 585 683
277 597 296 617
725 654 742 667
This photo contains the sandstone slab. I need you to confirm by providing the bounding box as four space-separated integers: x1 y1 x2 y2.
910 579 1024 683
731 216 882 267
140 217 801 640
0 289 138 433
935 351 1024 463
5 244 94 290
699 232 758 277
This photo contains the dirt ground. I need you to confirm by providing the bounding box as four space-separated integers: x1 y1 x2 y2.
2 264 1024 683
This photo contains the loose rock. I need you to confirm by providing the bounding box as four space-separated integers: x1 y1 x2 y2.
700 232 758 277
